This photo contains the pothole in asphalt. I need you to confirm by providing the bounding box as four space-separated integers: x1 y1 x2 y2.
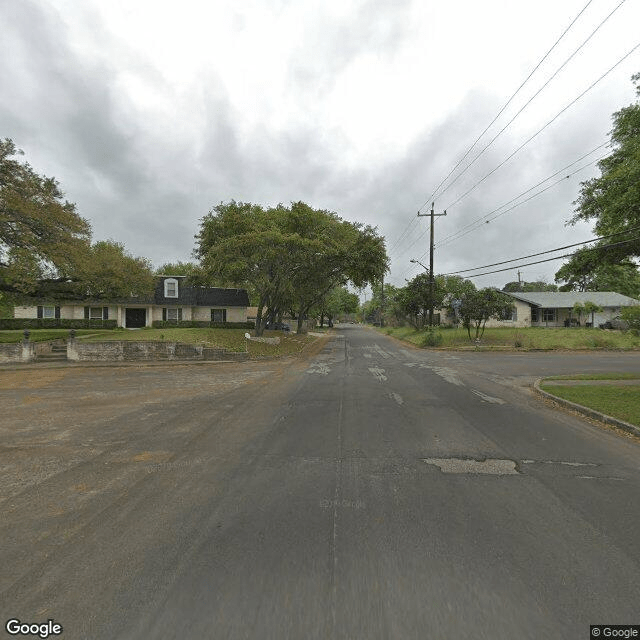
423 457 519 475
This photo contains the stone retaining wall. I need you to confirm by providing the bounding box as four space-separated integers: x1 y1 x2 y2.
0 342 35 363
67 340 248 362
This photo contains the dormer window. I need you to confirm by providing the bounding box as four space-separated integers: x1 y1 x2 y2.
164 278 179 298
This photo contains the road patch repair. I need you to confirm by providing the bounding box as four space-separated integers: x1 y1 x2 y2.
423 457 519 475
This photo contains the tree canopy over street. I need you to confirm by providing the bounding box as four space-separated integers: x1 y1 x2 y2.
195 200 388 334
556 73 640 293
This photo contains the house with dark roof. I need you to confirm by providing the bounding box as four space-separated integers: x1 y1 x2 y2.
13 276 250 328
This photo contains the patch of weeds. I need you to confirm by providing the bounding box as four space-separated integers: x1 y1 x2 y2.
590 335 615 349
420 329 443 347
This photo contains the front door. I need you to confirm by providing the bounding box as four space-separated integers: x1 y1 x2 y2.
125 308 146 328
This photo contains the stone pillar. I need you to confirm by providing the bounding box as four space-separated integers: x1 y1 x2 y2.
66 329 78 361
21 330 35 362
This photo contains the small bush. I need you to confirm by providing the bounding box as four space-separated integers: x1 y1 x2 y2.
0 318 117 329
621 306 640 331
420 329 443 347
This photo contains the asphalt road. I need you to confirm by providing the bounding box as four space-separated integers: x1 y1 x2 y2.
1 325 639 639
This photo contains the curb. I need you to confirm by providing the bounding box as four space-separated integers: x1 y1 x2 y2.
533 378 640 437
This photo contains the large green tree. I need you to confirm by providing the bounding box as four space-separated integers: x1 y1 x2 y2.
1 138 91 295
315 286 359 326
396 272 448 329
556 73 640 289
1 139 155 302
195 200 387 334
502 280 558 293
459 288 515 341
555 249 640 296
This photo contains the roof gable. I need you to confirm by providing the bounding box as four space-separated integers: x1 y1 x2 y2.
155 277 249 307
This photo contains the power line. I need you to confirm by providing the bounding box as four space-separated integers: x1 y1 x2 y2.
435 146 608 250
442 41 640 212
433 0 626 203
390 1 615 263
416 0 596 214
444 227 640 275
387 215 421 256
449 237 640 279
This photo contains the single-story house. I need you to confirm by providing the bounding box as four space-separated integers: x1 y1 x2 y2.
13 276 250 328
482 291 640 328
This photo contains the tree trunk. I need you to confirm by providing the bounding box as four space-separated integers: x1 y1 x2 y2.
296 299 306 333
255 299 266 336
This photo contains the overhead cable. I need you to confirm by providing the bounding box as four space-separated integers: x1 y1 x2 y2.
443 227 640 275
448 237 640 279
442 41 640 212
416 0 596 214
435 147 608 251
433 0 626 203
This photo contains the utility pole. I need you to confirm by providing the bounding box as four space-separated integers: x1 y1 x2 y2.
417 202 447 326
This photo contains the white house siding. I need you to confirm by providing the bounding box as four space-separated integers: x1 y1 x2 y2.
190 307 246 322
226 307 247 322
484 300 532 328
13 304 117 321
14 304 246 325
13 306 32 319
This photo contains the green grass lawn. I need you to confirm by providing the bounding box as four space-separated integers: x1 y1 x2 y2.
376 326 640 350
0 327 319 358
543 373 640 381
540 383 640 427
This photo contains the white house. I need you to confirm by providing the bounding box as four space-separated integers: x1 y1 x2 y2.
485 291 640 328
13 276 250 328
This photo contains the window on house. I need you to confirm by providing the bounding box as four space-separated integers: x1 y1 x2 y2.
542 308 556 323
162 308 182 322
90 307 104 320
500 307 517 321
42 306 56 319
531 307 539 322
164 278 178 298
211 309 227 323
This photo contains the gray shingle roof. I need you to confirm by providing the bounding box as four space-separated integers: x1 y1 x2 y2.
154 277 249 307
505 291 640 308
123 277 248 306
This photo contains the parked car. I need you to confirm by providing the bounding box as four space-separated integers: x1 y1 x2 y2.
265 322 290 332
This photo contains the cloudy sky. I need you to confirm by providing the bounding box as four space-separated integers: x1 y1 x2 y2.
1 0 639 291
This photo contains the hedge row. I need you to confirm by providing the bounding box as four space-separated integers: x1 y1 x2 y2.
151 320 255 329
0 319 118 330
